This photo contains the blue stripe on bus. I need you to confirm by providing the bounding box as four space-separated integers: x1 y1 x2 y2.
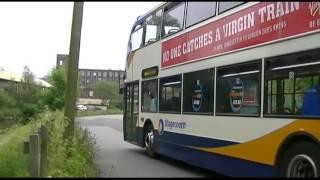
154 132 276 177
156 131 238 148
154 139 276 177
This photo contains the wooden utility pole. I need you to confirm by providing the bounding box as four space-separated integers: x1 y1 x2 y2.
64 2 84 138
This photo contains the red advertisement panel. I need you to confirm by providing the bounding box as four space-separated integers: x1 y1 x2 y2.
161 2 320 68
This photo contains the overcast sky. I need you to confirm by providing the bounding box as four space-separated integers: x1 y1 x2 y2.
0 2 161 78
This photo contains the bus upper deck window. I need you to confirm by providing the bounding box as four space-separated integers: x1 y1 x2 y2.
130 24 143 51
186 2 216 27
218 1 245 14
161 2 185 38
144 9 162 46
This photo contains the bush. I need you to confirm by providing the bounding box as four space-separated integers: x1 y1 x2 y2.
45 111 98 177
109 100 123 110
4 66 45 123
0 111 98 177
0 121 33 176
0 90 21 120
43 68 66 111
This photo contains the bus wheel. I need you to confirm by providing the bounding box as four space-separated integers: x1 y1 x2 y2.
144 124 156 158
278 141 320 177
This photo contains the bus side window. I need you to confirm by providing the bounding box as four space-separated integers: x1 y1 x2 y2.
144 9 162 46
159 75 182 113
264 48 320 117
183 68 214 114
218 1 246 14
186 2 217 27
130 23 144 51
161 2 185 38
216 61 261 116
141 79 158 112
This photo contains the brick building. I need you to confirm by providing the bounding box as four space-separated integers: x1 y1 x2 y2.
56 54 124 99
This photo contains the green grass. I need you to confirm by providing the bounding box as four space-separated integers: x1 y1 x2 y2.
0 111 99 177
0 120 17 131
0 121 34 177
76 108 122 117
45 111 98 177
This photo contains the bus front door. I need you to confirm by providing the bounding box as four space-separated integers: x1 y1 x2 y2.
123 82 139 144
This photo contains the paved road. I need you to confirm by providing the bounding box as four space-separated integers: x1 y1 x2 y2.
76 115 219 177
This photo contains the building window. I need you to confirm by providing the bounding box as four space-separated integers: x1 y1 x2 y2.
109 72 113 78
265 49 320 117
144 9 162 45
216 61 261 116
87 71 90 76
142 79 158 112
89 90 93 97
159 75 182 113
80 71 85 76
186 2 216 27
98 71 101 76
93 72 96 76
115 72 118 78
161 2 185 38
103 72 107 77
183 68 214 114
59 60 63 65
218 1 245 14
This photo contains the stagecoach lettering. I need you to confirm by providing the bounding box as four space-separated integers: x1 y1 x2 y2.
164 119 186 129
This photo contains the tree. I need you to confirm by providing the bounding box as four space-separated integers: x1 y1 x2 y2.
22 66 35 84
6 66 43 122
0 90 20 120
43 67 66 111
92 81 121 107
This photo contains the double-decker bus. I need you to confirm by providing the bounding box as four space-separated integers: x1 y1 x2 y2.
122 1 320 177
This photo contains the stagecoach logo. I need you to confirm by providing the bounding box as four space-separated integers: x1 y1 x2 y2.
192 80 203 112
229 78 244 112
158 119 186 135
309 2 320 16
158 119 164 135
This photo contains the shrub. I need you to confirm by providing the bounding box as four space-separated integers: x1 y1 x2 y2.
43 68 66 111
109 100 123 110
45 111 98 177
0 90 21 120
0 121 33 176
0 111 98 177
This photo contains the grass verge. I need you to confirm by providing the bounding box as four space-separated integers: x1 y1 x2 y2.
0 120 34 176
0 111 99 177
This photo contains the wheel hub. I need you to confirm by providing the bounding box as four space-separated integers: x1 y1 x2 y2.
287 154 318 177
145 130 154 149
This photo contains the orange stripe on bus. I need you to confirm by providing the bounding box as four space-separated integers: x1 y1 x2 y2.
191 120 320 166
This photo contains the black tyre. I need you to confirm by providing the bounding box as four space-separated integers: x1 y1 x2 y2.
278 141 320 177
144 124 157 158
